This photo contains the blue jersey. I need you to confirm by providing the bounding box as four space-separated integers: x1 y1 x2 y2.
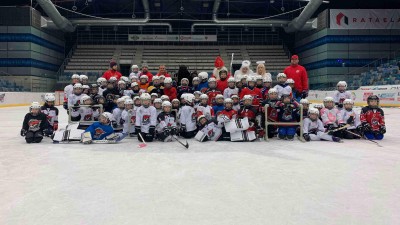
212 104 225 116
197 81 208 92
85 122 114 140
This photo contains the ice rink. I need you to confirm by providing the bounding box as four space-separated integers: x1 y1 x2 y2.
1 105 400 225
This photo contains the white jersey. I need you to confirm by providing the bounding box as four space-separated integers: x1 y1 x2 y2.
340 109 361 130
112 108 124 127
303 118 334 141
129 72 140 80
333 91 352 104
40 107 58 126
135 106 157 133
179 105 197 132
71 106 97 121
320 107 343 126
121 109 136 134
223 87 239 98
67 94 83 108
274 84 292 99
122 89 134 97
98 86 106 96
156 112 177 133
195 104 214 120
197 122 222 141
64 84 73 102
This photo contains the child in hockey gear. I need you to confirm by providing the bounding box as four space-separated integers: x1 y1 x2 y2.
97 77 108 95
21 102 48 143
156 101 178 142
255 75 264 89
239 76 263 107
204 77 222 105
80 74 89 85
112 97 126 130
139 75 150 92
193 91 202 106
213 94 225 116
148 76 164 97
163 77 177 100
234 95 258 142
261 76 272 100
197 72 209 92
121 98 136 136
216 98 238 141
359 95 386 140
179 94 197 138
286 79 297 100
129 65 140 80
333 81 351 109
82 85 90 95
299 99 310 119
71 95 96 122
153 98 163 116
313 103 324 119
196 94 215 120
171 99 181 110
41 94 59 136
63 74 81 110
177 78 194 99
150 93 158 103
192 77 200 91
223 77 239 99
261 88 280 138
321 96 343 137
68 83 83 109
102 78 119 101
241 75 248 87
135 93 157 142
276 94 300 140
235 79 243 91
340 99 361 139
81 112 124 144
231 95 241 111
94 95 106 106
195 115 223 142
274 73 292 99
130 82 141 98
303 108 342 142
216 69 229 92
89 84 101 100
161 95 170 102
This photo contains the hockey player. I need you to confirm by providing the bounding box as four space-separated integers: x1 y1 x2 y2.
339 99 361 139
121 98 136 136
197 72 209 92
303 108 342 142
139 75 150 92
235 79 244 92
261 76 272 100
333 81 352 109
89 84 101 101
204 77 222 105
112 97 126 130
223 77 239 98
130 82 141 98
193 91 202 106
156 101 178 142
21 102 48 143
148 76 164 97
276 94 300 140
63 74 80 110
320 96 343 137
261 88 280 138
231 95 241 111
129 65 140 80
196 94 215 120
80 74 89 85
286 79 296 100
82 85 90 95
94 95 106 107
192 77 200 91
179 94 197 138
177 78 194 99
117 80 127 96
150 93 158 103
153 98 163 117
70 95 93 121
161 95 170 102
68 83 84 109
195 115 222 142
299 98 310 119
234 95 258 142
239 76 263 107
102 77 119 100
41 93 59 136
97 77 108 96
213 94 225 116
255 75 264 89
163 77 177 100
216 69 229 92
135 93 157 142
274 73 292 99
81 112 125 144
216 98 237 141
359 95 386 140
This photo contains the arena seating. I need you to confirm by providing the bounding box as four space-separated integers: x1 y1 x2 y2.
0 78 27 92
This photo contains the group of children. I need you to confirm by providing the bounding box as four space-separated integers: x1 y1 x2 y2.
20 71 386 145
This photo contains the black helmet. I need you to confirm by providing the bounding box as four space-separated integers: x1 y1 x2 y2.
367 95 379 102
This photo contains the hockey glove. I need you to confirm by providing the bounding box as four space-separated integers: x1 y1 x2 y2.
301 90 308 99
180 125 186 135
20 129 27 137
303 133 311 142
326 123 335 131
356 125 364 135
337 103 343 108
171 127 178 136
362 122 371 132
43 128 53 137
111 121 118 128
149 126 155 134
380 126 386 134
346 115 354 125
63 102 68 110
163 128 171 137
134 126 141 134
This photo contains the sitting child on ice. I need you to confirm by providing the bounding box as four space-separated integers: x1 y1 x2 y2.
81 112 125 144
302 108 342 142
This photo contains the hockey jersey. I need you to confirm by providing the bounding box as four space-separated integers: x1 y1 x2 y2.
135 106 157 133
204 88 222 106
179 105 197 132
340 109 361 130
63 84 74 104
223 87 239 98
196 104 215 120
239 87 263 106
164 87 177 100
274 83 292 99
85 122 114 140
40 104 58 127
121 108 136 134
333 91 352 105
177 86 194 99
22 113 48 132
360 106 385 131
320 107 343 127
112 108 125 127
303 118 325 134
156 112 177 133
67 94 83 108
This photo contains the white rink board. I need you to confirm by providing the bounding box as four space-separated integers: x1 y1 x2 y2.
0 106 400 225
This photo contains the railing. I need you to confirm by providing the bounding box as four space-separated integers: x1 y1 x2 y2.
56 42 77 80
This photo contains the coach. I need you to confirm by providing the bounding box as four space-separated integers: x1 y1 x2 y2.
102 61 122 81
283 55 308 101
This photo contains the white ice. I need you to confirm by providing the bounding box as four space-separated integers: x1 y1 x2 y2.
1 106 400 225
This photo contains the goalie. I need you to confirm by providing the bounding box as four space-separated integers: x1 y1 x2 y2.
81 112 125 144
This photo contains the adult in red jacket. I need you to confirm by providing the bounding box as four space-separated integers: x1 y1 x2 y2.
139 64 153 82
283 55 309 101
102 61 122 81
155 65 171 78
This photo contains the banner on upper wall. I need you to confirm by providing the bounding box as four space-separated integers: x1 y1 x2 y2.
330 9 400 29
128 34 217 42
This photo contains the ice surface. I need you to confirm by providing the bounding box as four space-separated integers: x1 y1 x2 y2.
1 106 400 225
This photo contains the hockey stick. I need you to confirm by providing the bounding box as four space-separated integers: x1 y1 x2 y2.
344 129 383 147
173 136 189 149
229 53 234 75
325 124 350 133
138 133 147 148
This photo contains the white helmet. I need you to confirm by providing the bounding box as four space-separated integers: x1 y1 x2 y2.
140 93 151 100
109 77 118 83
246 76 256 83
131 65 139 70
131 82 139 87
153 98 162 104
121 96 131 100
323 96 334 103
184 94 195 104
277 73 287 80
140 75 148 80
118 80 126 85
193 77 200 82
97 77 107 85
162 101 172 108
44 93 55 102
200 94 209 100
152 76 160 81
313 103 324 109
125 98 134 105
181 93 188 100
164 77 173 84
161 95 170 101
198 72 209 80
120 76 129 83
72 74 80 79
82 85 89 89
308 108 320 115
286 78 295 84
231 95 239 99
255 75 263 80
224 98 233 104
208 77 217 83
300 99 310 104
81 95 92 103
73 83 83 89
243 95 253 101
343 99 354 105
80 75 88 81
194 91 202 96
117 97 125 104
150 93 159 97
171 98 180 103
181 78 189 84
337 81 347 88
215 94 224 99
268 88 278 94
30 102 41 109
100 112 114 122
227 77 236 83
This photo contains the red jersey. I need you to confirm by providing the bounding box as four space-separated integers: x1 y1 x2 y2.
164 87 177 100
216 78 229 92
239 87 263 106
217 109 237 120
360 106 385 131
205 88 222 106
283 64 308 92
102 70 122 81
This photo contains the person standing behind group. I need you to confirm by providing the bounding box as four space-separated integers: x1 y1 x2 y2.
138 63 153 82
283 55 309 102
255 62 272 81
102 61 122 81
155 65 171 78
